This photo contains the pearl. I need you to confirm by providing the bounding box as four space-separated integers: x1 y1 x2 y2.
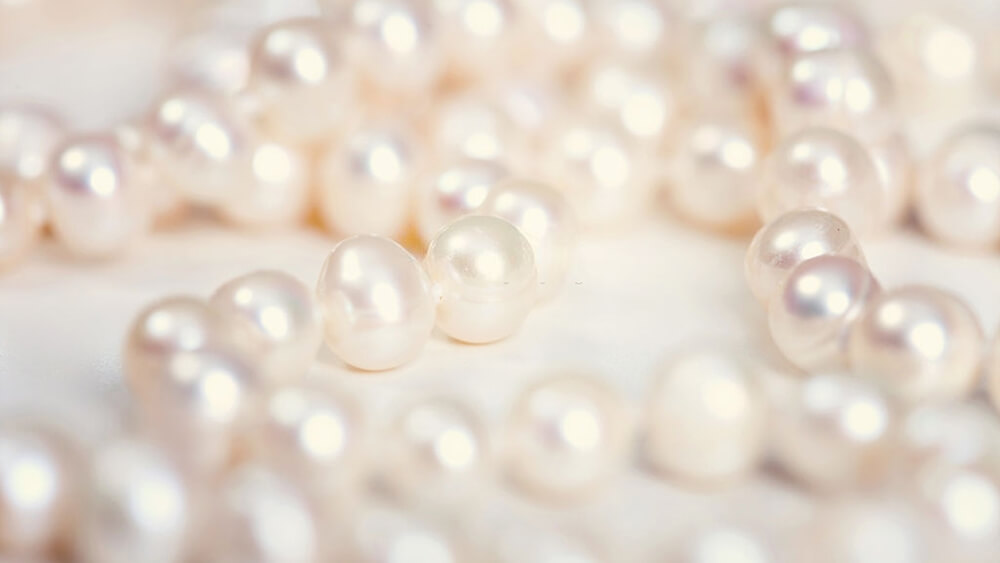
433 0 516 80
78 439 190 563
316 235 435 370
763 3 868 59
220 140 311 229
248 18 354 145
758 127 885 236
807 499 929 563
114 122 184 224
484 519 605 563
45 134 151 258
0 175 43 269
682 16 765 109
745 209 866 304
590 0 673 63
0 104 65 180
916 124 1000 248
425 215 536 343
431 96 523 168
417 158 507 244
769 256 880 371
168 27 251 95
848 286 984 403
644 352 766 486
773 373 896 490
508 0 591 72
504 375 630 502
576 61 676 145
675 525 774 563
348 501 461 563
869 131 913 228
479 179 577 301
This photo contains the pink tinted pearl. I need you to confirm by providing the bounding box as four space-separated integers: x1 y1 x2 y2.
416 158 508 244
220 140 311 229
0 175 43 269
0 104 64 181
763 3 868 59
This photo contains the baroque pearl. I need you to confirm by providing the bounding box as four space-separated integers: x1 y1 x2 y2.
848 286 984 403
220 140 311 229
0 175 43 269
425 215 536 343
763 3 868 59
745 209 866 304
417 158 507 243
0 104 65 180
644 352 766 485
316 235 435 370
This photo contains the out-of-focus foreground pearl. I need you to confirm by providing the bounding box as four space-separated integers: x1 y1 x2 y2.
316 235 435 370
417 158 508 243
0 104 65 181
644 352 766 485
0 175 43 269
425 215 536 343
220 140 311 229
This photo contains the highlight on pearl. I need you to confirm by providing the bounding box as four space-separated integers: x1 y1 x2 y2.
416 157 508 243
0 104 66 181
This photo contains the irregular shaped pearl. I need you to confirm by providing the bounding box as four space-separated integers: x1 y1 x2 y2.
644 352 766 485
425 215 536 343
848 287 984 403
78 439 190 563
0 104 65 180
916 124 1000 248
45 134 150 258
0 175 43 269
577 62 676 145
417 158 507 243
212 270 321 384
348 501 462 563
316 235 435 370
758 127 885 236
504 375 630 502
248 18 354 145
745 209 866 304
479 179 577 301
769 256 880 371
317 121 420 238
220 140 311 229
433 0 516 80
0 423 77 554
763 3 868 59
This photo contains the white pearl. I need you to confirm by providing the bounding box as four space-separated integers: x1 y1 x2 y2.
45 134 150 258
425 215 536 343
769 256 880 371
745 209 866 304
316 235 435 370
763 3 868 59
431 96 523 168
848 286 985 403
916 124 1000 248
479 179 577 301
758 127 885 236
644 352 766 486
483 518 605 563
508 0 591 72
220 140 311 229
676 524 775 563
590 0 674 63
417 158 507 244
682 16 765 109
576 61 676 146
504 375 630 502
0 175 43 269
433 0 516 81
0 104 65 180
806 499 929 563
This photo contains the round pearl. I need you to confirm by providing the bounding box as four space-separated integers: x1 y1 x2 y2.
577 61 676 146
248 18 354 145
425 215 536 343
848 286 984 403
211 270 320 385
114 122 185 224
0 175 43 269
0 104 65 180
416 158 508 244
773 373 896 490
78 439 190 563
745 209 866 304
682 16 765 109
644 352 766 486
508 0 591 72
769 256 880 371
45 134 150 258
763 3 868 59
758 127 885 236
220 140 311 229
431 96 522 168
317 121 420 238
916 124 1000 248
316 235 435 370
504 375 630 502
479 179 577 301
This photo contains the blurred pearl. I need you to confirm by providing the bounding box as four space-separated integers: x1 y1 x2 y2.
211 270 321 384
887 12 981 88
0 424 77 554
509 0 591 72
675 525 774 563
0 175 43 269
114 122 184 223
869 132 913 228
0 104 65 180
916 124 1000 248
758 127 885 236
774 373 895 490
417 158 507 243
317 235 435 370
745 209 866 304
479 179 577 301
79 439 190 563
683 16 765 108
590 0 673 62
317 121 420 238
491 78 560 149
221 140 311 229
169 28 251 95
769 256 879 371
425 215 536 343
45 134 150 258
432 96 523 168
808 499 929 563
645 352 766 485
249 18 354 145
349 502 461 563
486 519 605 563
763 3 868 59
577 62 676 146
433 0 516 79
848 287 984 403
504 375 630 502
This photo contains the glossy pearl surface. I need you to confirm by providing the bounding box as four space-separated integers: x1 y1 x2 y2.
763 3 868 58
645 352 766 485
417 158 507 243
0 175 42 269
869 131 912 227
848 287 984 403
425 215 536 343
745 209 866 304
316 235 435 370
221 140 311 229
0 105 65 180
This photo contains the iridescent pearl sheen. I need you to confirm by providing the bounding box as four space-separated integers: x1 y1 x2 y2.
417 158 507 243
0 104 65 181
0 175 43 269
763 3 868 59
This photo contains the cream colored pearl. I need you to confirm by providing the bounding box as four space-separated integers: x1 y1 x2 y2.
0 175 43 269
644 352 766 486
0 104 65 180
425 215 536 343
758 127 885 236
773 373 896 490
220 140 311 229
683 16 765 109
508 0 591 72
317 121 420 238
769 256 880 371
433 0 516 80
417 158 507 244
316 235 435 370
848 286 984 403
504 375 630 502
577 61 676 146
763 3 868 59
45 134 150 258
114 122 185 224
591 0 673 63
745 209 866 304
916 124 1000 248
479 179 577 301
432 96 523 168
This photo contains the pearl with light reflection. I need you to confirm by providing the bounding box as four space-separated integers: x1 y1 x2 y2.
763 3 868 59
0 175 43 269
509 0 591 71
417 158 507 243
591 0 673 62
676 524 774 563
683 16 765 109
576 61 676 146
433 0 516 80
220 140 311 229
432 96 523 167
0 104 65 180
